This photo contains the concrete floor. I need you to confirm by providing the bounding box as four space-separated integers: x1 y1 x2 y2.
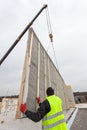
70 108 87 130
0 104 87 130
0 108 74 130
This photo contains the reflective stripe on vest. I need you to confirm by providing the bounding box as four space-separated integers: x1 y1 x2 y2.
42 111 63 121
42 119 65 129
42 95 66 130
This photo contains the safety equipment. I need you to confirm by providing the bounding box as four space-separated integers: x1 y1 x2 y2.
20 103 27 113
36 97 41 104
42 95 68 130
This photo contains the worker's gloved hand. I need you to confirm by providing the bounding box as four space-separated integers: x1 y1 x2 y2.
20 103 27 113
36 97 41 104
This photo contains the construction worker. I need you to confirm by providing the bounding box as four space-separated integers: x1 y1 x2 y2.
20 87 68 130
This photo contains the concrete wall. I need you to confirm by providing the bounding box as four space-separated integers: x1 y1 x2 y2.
66 85 75 108
0 98 18 122
17 28 75 118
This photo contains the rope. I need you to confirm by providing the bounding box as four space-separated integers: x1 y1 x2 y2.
46 42 51 52
51 42 58 69
45 7 58 69
45 7 52 35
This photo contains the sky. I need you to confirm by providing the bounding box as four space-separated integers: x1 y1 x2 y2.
0 0 87 96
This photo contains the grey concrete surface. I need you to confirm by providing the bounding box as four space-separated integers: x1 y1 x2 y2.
0 108 75 130
0 118 42 130
70 108 87 130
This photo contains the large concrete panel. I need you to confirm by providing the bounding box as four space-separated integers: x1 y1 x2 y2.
16 28 74 118
66 85 75 108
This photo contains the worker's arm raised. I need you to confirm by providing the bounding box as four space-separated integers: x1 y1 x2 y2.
20 100 50 122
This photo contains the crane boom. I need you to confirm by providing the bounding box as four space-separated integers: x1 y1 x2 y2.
0 4 47 65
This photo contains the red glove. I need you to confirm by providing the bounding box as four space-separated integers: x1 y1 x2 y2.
36 97 41 104
20 103 27 113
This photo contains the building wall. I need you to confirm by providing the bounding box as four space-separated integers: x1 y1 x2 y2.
74 92 87 103
0 98 18 122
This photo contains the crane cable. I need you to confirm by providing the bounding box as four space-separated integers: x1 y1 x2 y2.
45 7 58 68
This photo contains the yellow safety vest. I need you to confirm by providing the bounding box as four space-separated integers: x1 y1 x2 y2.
42 95 68 130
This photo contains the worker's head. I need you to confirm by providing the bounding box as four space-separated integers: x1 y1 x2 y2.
46 87 54 96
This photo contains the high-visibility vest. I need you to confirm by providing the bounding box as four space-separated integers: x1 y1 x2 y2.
42 95 68 130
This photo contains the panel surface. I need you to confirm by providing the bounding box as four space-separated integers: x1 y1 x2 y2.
16 28 74 118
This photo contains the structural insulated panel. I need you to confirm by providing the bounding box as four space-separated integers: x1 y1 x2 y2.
16 28 71 118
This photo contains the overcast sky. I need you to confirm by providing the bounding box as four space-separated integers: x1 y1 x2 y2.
0 0 87 96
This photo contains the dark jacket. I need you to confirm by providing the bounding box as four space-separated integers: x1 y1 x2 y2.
25 99 50 122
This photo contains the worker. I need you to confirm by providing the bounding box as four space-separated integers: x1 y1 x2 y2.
20 87 68 130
